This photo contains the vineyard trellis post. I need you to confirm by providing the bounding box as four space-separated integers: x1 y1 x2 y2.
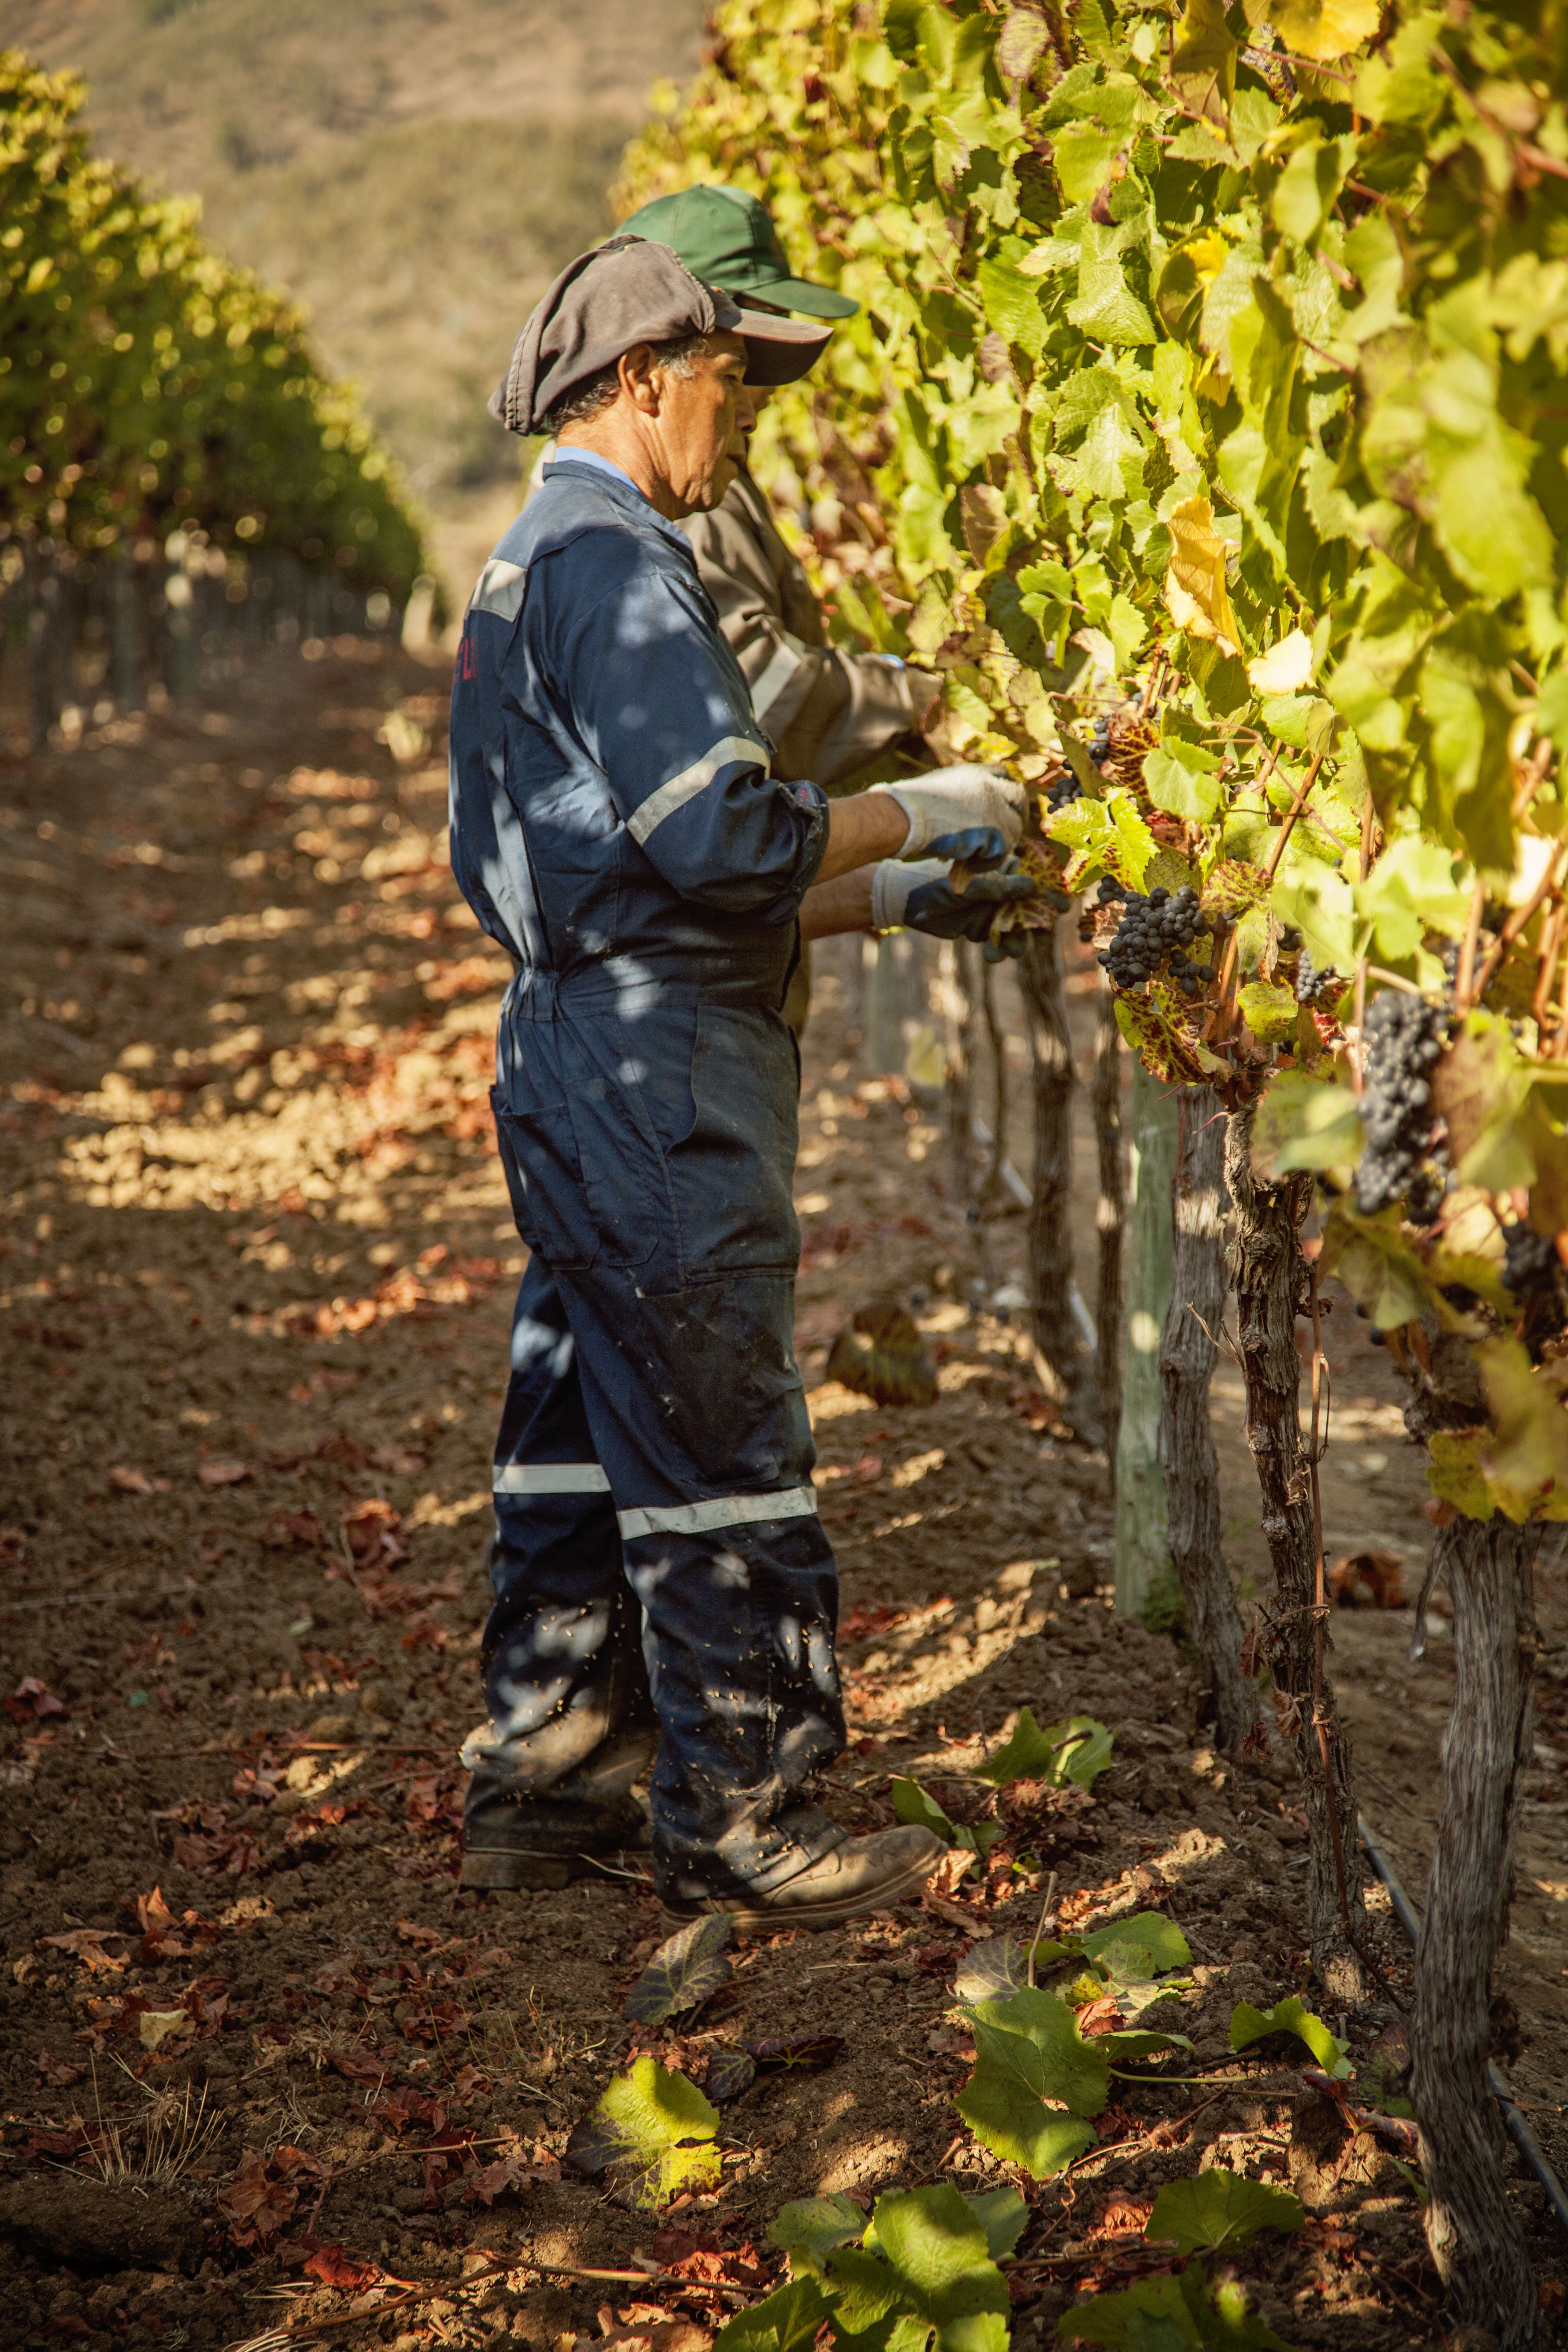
1091 977 1124 1484
1114 1058 1174 1618
938 936 975 1212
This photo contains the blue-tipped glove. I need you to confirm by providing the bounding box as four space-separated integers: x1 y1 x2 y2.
871 854 1038 960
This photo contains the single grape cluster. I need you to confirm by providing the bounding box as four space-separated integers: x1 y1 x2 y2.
1295 948 1342 1006
1502 1224 1560 1299
1356 990 1447 1216
1097 879 1212 995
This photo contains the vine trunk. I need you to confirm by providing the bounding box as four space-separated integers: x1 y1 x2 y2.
1020 931 1097 1440
1412 1514 1540 2347
1224 1105 1366 1992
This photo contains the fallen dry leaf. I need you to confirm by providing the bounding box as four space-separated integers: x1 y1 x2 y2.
1328 1549 1406 1608
109 1465 156 1495
37 1929 126 1974
138 2009 194 2051
197 1458 254 1489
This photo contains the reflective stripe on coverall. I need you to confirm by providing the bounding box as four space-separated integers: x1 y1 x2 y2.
447 456 847 1901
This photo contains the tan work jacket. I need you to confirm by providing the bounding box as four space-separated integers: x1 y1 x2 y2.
680 468 919 789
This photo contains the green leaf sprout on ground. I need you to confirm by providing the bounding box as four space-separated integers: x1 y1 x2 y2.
1057 2267 1295 2350
891 1709 1114 1854
564 2054 721 2210
977 1708 1115 1791
729 2183 1024 2352
1145 2169 1304 2256
1229 1996 1353 2080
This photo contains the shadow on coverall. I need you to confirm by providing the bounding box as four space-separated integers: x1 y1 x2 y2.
448 454 847 1903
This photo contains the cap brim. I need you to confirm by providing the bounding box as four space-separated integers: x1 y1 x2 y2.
733 309 833 387
748 272 859 320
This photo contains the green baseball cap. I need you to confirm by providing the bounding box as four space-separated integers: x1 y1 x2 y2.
615 185 859 321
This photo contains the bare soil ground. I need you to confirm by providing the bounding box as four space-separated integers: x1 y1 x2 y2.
2 641 1565 2352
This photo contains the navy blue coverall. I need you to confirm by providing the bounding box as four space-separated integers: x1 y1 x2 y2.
448 454 848 1903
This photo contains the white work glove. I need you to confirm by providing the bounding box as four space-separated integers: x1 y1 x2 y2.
870 763 1025 856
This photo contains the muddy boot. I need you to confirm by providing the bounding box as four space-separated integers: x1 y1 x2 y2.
660 1826 946 1933
459 1725 656 1892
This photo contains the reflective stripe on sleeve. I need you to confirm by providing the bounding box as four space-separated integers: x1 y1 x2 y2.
626 733 770 848
493 1462 611 1494
469 559 528 622
617 1485 819 1541
749 634 807 722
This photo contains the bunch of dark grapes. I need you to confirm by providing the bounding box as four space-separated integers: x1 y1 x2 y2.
1097 879 1212 995
1356 990 1447 1215
1295 948 1342 1006
1502 1225 1560 1299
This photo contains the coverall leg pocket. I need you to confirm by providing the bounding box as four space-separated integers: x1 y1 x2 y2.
492 1088 600 1271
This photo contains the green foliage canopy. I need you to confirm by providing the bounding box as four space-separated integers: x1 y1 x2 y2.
2 50 423 595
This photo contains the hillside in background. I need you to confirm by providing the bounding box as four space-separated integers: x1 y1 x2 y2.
6 0 705 594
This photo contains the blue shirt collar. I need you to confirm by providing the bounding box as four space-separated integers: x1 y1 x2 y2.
541 447 693 552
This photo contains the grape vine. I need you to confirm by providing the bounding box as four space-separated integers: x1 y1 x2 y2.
1 53 423 598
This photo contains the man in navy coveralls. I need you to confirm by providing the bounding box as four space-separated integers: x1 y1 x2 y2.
448 235 1031 1928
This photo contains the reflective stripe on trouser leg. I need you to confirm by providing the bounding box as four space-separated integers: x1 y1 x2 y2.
549 1258 847 1903
468 1255 647 1786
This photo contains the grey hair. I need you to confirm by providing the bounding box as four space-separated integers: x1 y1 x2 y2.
545 330 718 432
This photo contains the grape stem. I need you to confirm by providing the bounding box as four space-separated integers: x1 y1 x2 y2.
1213 749 1325 1039
1470 845 1567 1006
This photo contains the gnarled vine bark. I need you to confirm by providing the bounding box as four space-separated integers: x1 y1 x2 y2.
1225 1104 1365 1992
1410 1513 1540 2347
1020 929 1097 1439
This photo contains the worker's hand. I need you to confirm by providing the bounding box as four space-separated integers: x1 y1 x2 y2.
870 857 1036 957
924 826 1010 872
870 764 1025 856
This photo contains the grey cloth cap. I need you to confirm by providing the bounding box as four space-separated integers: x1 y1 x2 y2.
489 234 830 435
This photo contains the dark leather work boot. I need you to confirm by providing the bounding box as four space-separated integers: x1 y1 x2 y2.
459 1724 656 1892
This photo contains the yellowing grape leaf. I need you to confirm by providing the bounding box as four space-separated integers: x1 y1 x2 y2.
1247 629 1315 693
1249 0 1382 60
1163 495 1241 657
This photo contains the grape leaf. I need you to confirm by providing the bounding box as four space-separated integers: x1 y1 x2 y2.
1250 1071 1364 1181
1077 1910 1192 1978
705 2046 757 2104
715 2276 836 2352
771 2193 869 2277
955 1987 1107 2177
1056 2265 1295 2347
565 2056 721 2209
977 1706 1115 1789
623 1913 733 2025
1145 2168 1304 2254
1229 1995 1353 2078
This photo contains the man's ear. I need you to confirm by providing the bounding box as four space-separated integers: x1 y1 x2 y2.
618 343 662 415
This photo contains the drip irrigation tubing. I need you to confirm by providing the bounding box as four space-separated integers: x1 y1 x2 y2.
1357 1811 1568 2240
